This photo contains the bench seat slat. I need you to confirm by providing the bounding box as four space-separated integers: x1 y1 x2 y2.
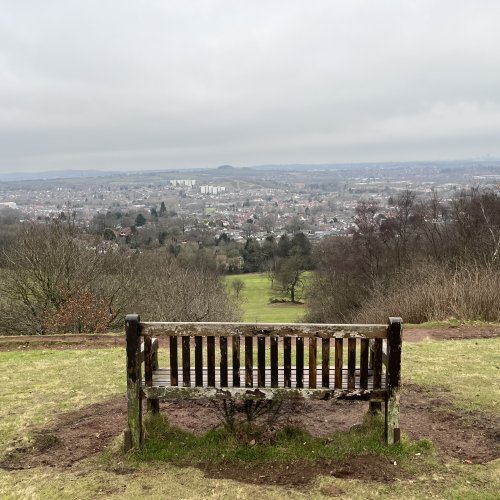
149 367 386 392
143 384 386 401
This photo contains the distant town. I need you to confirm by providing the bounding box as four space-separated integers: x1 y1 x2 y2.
1 161 499 243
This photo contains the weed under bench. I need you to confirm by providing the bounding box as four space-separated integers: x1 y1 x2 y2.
124 315 402 450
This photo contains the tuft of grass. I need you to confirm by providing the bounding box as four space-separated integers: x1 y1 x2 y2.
130 412 433 472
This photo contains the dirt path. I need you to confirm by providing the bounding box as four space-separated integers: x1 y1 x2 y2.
403 325 500 342
1 325 498 351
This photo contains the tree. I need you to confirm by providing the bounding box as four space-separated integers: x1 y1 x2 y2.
277 234 292 258
135 213 147 227
103 228 116 241
231 279 245 300
241 238 263 272
0 222 133 334
159 202 167 217
274 255 305 303
135 252 239 322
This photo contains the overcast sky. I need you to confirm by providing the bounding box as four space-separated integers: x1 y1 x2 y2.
1 1 499 172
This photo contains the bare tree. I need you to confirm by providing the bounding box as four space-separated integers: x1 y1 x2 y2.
134 251 239 322
231 278 246 301
0 222 133 334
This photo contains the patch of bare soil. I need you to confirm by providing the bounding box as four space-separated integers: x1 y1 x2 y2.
1 396 127 469
203 454 406 487
0 334 124 351
1 326 497 351
404 325 500 343
401 384 500 464
1 385 498 487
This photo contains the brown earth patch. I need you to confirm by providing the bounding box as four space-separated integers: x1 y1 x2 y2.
0 334 124 351
1 326 498 351
203 454 405 487
1 385 498 485
403 326 500 343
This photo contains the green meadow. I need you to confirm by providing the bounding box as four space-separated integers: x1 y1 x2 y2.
225 273 307 323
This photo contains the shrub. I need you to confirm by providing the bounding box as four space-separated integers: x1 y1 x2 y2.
355 262 500 324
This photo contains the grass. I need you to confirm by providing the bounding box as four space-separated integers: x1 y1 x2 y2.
403 338 500 413
134 412 431 466
225 273 307 323
0 349 124 454
0 337 499 498
1 462 498 500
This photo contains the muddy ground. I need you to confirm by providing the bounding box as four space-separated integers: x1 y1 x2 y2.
1 326 498 487
1 383 498 486
1 325 499 351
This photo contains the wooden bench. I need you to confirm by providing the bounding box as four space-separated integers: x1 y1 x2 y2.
124 315 402 450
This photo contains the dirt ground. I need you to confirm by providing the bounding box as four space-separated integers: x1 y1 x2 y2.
1 324 498 351
1 383 498 485
1 326 498 486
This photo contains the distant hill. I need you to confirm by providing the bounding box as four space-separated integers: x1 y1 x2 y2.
0 170 119 182
1 159 498 183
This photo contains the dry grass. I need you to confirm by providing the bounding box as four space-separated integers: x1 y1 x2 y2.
356 263 500 324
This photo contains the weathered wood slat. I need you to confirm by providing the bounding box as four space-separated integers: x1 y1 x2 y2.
322 338 330 388
258 337 266 387
270 336 278 388
245 336 253 387
309 337 317 389
207 336 215 387
296 337 304 388
151 367 384 387
232 336 240 387
359 338 369 390
195 336 203 387
149 338 160 412
348 338 356 390
144 335 153 388
372 338 383 390
382 342 388 366
144 385 386 401
335 338 343 389
169 336 178 386
182 336 190 387
284 337 292 388
220 337 228 387
142 322 387 339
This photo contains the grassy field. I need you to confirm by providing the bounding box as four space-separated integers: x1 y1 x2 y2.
0 336 498 499
225 273 307 323
404 338 499 413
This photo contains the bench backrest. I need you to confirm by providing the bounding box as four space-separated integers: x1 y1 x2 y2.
126 316 402 393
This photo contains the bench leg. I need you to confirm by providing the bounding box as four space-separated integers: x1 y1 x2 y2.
125 314 143 451
368 399 382 414
385 390 401 444
126 381 143 451
147 399 160 413
147 349 160 414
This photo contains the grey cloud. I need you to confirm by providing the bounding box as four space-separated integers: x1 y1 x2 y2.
1 0 500 172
